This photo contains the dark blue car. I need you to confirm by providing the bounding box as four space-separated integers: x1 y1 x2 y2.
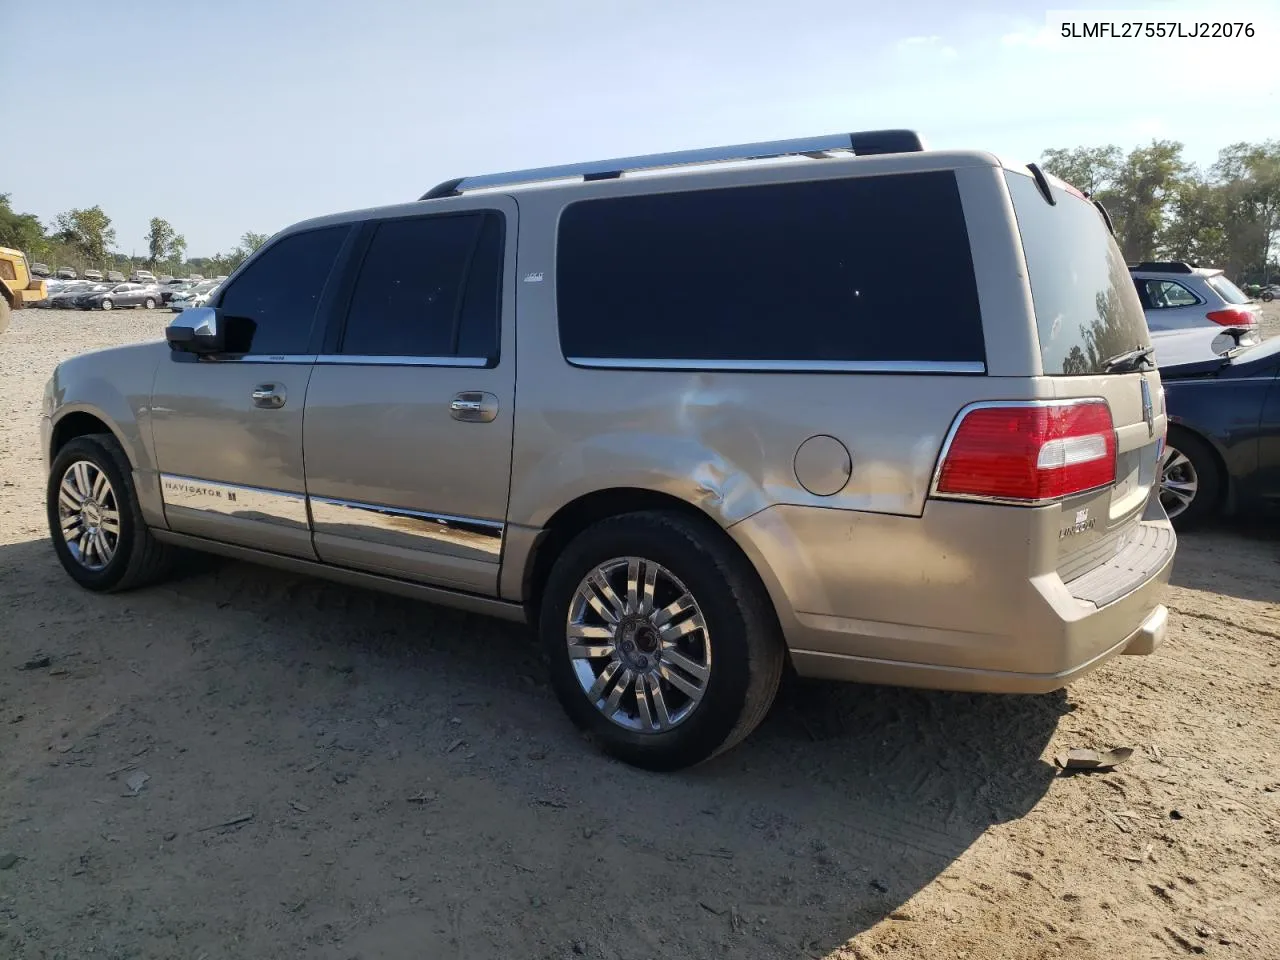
1160 336 1280 525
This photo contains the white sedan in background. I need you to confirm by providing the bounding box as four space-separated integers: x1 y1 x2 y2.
169 281 221 313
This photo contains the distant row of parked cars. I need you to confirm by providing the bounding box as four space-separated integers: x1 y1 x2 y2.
35 276 224 312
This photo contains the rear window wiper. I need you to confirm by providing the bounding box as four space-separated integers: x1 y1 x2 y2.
1103 345 1155 373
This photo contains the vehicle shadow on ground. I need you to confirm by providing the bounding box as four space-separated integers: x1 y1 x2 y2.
1170 518 1280 604
1 538 1065 959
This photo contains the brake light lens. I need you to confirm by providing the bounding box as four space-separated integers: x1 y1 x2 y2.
1206 307 1255 327
934 401 1116 503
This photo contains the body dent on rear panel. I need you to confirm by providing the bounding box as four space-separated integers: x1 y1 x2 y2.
503 160 1053 544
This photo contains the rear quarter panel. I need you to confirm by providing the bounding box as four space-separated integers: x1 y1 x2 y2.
1164 374 1269 503
504 155 1049 599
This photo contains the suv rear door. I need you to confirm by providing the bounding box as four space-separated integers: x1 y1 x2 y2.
151 225 352 557
301 199 516 594
1005 171 1168 599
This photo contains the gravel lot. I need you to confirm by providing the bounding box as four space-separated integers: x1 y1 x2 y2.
1 307 1279 960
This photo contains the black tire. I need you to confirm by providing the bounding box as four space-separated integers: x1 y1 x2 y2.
143 297 156 309
1161 427 1222 529
1262 290 1274 302
539 511 785 771
100 298 113 311
47 433 176 592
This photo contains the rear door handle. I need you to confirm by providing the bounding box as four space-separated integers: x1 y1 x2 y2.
450 391 499 423
251 384 286 409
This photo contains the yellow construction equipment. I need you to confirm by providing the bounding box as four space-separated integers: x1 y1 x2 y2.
0 246 47 334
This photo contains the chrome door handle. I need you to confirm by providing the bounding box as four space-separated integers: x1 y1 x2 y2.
251 384 286 409
450 391 499 423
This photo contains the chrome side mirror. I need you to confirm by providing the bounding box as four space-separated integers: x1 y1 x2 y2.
165 307 223 354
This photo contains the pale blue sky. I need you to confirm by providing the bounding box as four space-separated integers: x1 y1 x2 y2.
5 0 1276 255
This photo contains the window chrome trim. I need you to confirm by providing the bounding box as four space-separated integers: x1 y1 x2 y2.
309 496 503 560
159 474 310 528
314 355 491 367
927 398 1113 506
226 354 318 364
563 358 986 374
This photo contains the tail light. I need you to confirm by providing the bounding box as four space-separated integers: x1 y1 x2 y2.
933 400 1116 504
1206 307 1255 326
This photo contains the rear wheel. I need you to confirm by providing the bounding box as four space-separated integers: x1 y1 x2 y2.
1160 428 1221 528
539 511 785 770
144 297 156 309
100 298 113 311
47 434 176 591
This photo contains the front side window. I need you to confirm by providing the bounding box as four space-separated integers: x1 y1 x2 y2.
339 212 503 361
556 172 985 366
217 226 348 355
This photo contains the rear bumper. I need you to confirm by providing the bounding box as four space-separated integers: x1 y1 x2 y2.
729 500 1175 694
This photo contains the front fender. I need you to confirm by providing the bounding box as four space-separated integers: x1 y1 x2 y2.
46 342 168 524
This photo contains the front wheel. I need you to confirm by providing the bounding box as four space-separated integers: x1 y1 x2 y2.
47 433 176 591
100 298 113 311
539 511 785 770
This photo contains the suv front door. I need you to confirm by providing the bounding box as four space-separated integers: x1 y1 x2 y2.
302 201 516 594
150 225 352 557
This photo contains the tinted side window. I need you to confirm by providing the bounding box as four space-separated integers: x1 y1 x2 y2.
557 172 984 365
340 212 503 360
218 226 348 355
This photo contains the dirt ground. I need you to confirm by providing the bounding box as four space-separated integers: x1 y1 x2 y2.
1 307 1278 960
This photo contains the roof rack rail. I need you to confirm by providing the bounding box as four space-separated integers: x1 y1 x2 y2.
1129 260 1196 273
419 129 925 200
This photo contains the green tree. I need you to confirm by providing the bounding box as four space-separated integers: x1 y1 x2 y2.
0 193 49 257
1210 140 1280 280
1107 141 1188 261
53 206 115 266
145 217 186 269
1040 145 1122 196
1160 177 1230 267
239 231 269 254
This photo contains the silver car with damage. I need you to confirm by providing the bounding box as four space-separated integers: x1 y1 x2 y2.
42 130 1175 769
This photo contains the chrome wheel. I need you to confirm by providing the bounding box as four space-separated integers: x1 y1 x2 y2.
566 557 711 733
100 299 113 311
57 460 120 571
1160 445 1199 519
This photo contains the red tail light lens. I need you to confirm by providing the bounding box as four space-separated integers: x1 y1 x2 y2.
1206 307 1255 326
934 401 1116 503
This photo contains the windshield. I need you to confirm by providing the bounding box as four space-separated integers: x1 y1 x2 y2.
1206 274 1250 305
1005 171 1151 375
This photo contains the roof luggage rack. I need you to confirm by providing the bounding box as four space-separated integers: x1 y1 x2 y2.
1129 261 1196 273
419 129 926 200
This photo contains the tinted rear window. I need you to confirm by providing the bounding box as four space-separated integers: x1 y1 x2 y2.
1206 274 1250 305
340 212 502 360
557 172 984 366
1006 172 1150 375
